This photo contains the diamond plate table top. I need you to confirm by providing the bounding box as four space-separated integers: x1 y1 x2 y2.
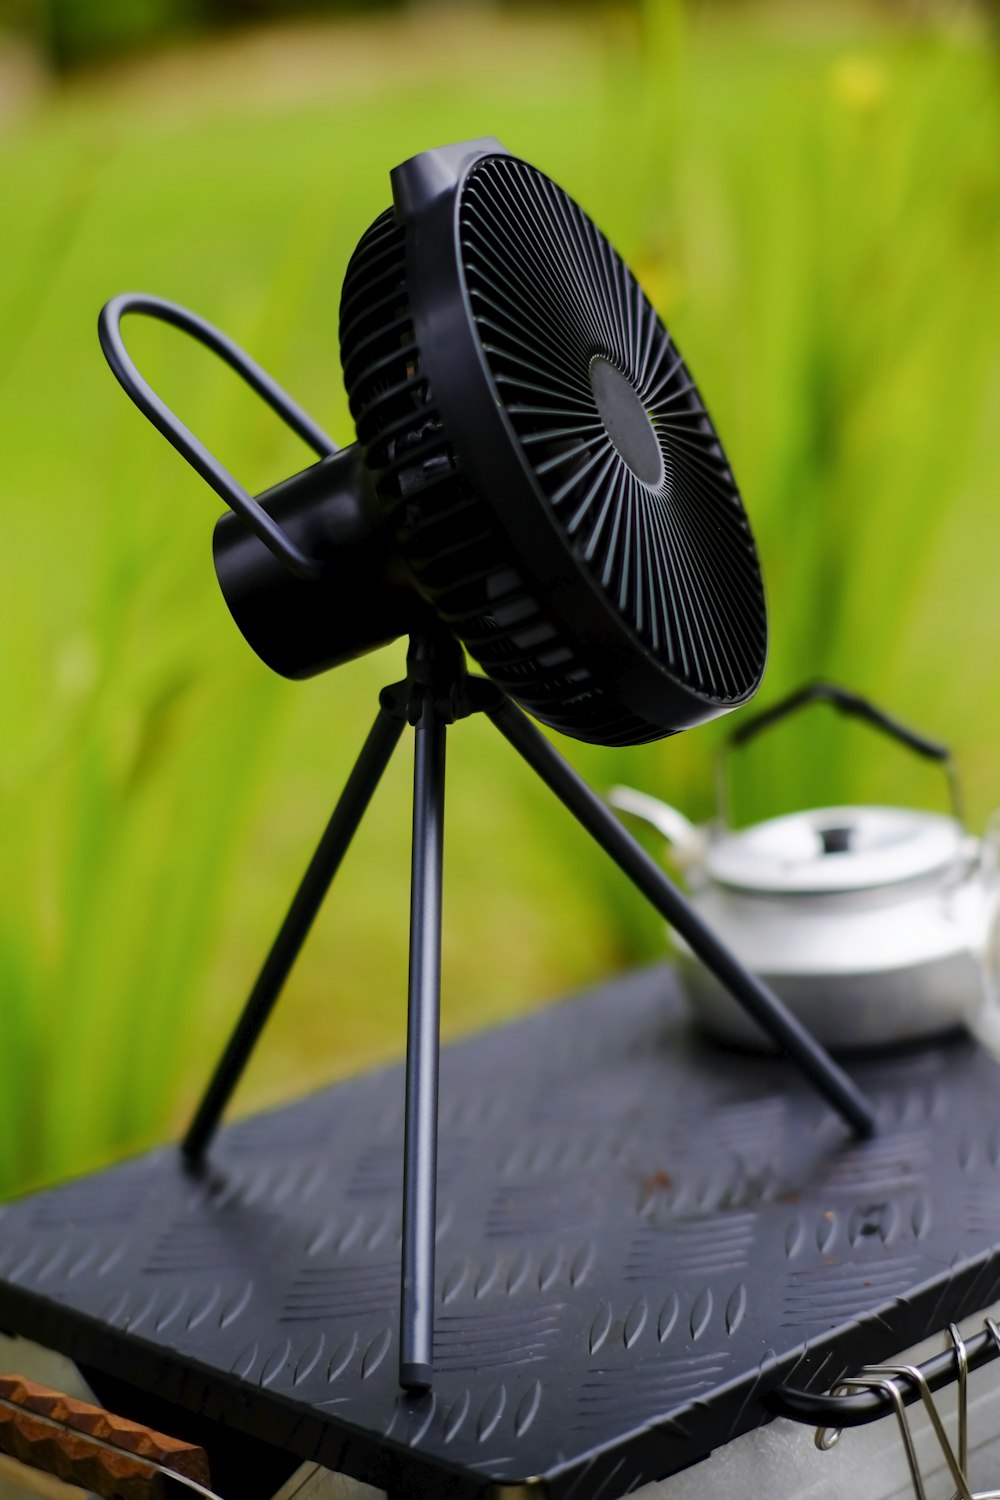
3 965 1000 1500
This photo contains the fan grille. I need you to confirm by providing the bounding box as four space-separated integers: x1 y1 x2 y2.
339 153 767 745
458 156 766 703
340 210 668 745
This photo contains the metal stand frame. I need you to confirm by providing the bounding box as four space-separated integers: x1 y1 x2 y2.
181 631 876 1393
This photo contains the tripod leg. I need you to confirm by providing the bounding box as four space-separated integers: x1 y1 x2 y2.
181 705 405 1164
399 705 447 1390
488 698 876 1140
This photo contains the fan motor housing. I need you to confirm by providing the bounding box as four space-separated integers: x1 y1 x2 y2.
213 445 423 680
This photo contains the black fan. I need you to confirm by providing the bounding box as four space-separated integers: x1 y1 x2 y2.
98 137 872 1393
338 144 766 744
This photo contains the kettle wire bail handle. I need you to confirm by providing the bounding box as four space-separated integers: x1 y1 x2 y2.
715 679 962 829
98 292 337 581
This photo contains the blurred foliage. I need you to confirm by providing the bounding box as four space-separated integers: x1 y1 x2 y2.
2 0 399 71
0 2 998 1198
1 0 997 71
44 0 202 71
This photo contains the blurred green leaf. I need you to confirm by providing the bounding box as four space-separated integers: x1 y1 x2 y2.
0 2 997 1198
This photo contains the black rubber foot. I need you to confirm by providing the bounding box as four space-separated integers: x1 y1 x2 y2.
399 1362 432 1392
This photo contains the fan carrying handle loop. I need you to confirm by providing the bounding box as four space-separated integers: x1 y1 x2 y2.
714 680 962 828
98 293 337 581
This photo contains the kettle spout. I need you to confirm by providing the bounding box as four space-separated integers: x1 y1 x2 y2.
607 785 708 872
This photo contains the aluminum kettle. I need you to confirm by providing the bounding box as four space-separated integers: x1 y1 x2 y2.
611 683 1000 1052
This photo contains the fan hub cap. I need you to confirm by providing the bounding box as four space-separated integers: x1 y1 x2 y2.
589 356 664 489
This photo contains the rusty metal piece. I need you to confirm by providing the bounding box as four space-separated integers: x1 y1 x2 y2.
0 1375 211 1500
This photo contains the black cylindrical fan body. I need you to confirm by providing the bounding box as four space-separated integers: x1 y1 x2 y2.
338 138 767 746
212 137 766 744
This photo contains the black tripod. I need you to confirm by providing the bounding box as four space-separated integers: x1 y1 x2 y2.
181 630 876 1393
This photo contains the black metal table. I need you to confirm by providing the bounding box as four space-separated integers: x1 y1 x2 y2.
2 964 1000 1500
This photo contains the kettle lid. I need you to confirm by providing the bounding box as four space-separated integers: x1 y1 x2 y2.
707 805 965 894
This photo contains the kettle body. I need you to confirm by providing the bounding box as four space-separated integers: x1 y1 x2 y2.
611 684 1000 1053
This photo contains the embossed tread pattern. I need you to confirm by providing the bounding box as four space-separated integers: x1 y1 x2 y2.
2 967 1000 1499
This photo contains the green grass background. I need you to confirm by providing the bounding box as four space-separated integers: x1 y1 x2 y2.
1 2 998 1197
